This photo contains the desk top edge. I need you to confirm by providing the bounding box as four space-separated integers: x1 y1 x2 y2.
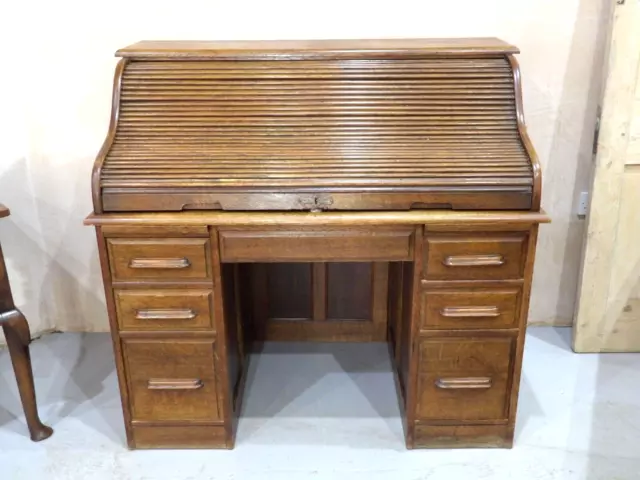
116 38 519 59
84 210 550 227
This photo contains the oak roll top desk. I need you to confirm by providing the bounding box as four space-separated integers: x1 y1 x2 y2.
86 38 549 449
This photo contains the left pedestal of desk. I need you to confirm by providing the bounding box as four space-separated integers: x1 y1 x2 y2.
95 224 244 449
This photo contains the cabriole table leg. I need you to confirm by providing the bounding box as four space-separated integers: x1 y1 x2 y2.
1 309 54 442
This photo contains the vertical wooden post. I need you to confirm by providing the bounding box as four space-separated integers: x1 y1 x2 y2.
372 262 390 340
312 263 327 321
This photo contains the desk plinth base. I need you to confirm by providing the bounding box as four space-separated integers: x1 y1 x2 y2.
411 424 513 449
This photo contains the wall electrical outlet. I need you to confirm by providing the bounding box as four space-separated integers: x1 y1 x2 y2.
578 191 589 216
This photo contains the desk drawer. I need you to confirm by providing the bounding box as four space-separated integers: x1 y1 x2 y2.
416 336 515 422
424 233 526 281
108 238 210 282
123 338 220 422
115 289 214 331
219 228 413 262
421 288 520 330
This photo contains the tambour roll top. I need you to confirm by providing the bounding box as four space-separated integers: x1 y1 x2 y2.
92 39 541 213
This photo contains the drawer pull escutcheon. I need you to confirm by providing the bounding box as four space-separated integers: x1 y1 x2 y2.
440 306 500 318
442 254 504 267
129 258 191 269
135 309 197 320
435 377 493 389
147 379 203 390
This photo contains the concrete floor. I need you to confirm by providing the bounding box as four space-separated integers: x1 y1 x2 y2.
0 327 639 479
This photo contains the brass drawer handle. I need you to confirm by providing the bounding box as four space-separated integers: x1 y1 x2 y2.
440 306 500 318
135 309 197 320
435 377 493 389
442 254 504 267
129 257 191 269
147 378 203 390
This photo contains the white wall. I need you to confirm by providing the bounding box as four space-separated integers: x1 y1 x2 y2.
0 0 609 338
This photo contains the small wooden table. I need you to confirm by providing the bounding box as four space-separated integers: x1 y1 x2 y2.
0 204 53 441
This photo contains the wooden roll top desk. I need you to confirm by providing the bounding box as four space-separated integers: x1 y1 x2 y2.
86 38 549 449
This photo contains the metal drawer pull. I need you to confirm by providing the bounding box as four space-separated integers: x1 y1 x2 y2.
442 255 504 267
435 377 493 389
440 306 500 318
135 309 197 320
129 258 191 269
147 379 203 390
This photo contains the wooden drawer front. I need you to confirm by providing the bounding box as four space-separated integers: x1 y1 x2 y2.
123 339 220 422
416 336 515 421
424 234 526 281
421 288 520 330
108 238 210 281
115 290 214 331
219 228 413 262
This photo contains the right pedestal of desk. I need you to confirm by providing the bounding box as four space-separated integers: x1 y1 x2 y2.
390 223 539 448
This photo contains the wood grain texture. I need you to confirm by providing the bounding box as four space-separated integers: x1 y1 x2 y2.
246 261 387 342
221 262 246 442
0 242 15 312
85 210 550 227
404 226 424 446
131 424 229 449
413 424 512 449
0 211 53 442
92 38 539 213
114 289 214 331
122 338 221 422
508 55 542 211
93 221 543 449
420 288 520 330
387 262 405 365
230 264 248 412
263 319 387 342
116 38 519 59
423 232 527 281
371 262 389 328
573 0 640 352
95 228 135 447
102 225 209 237
505 225 539 440
107 238 210 282
87 38 547 451
92 58 127 214
0 309 54 441
415 335 515 422
407 225 539 449
218 227 413 262
264 263 313 320
101 190 533 212
312 263 328 321
209 229 236 447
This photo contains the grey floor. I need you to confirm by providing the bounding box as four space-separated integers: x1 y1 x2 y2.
0 327 639 479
